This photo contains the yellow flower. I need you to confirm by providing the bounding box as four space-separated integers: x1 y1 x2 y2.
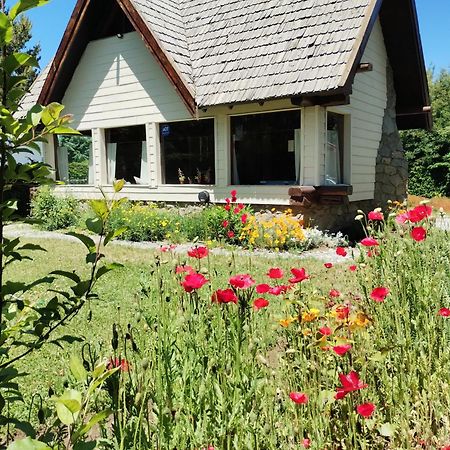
302 308 320 323
279 316 297 328
349 312 371 330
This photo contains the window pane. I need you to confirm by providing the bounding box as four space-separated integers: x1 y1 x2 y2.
106 125 147 184
56 132 93 185
230 110 301 185
326 113 344 185
160 119 215 184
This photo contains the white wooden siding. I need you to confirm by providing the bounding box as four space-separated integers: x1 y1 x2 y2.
331 19 388 201
62 32 191 130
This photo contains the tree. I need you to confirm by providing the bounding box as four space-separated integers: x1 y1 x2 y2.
401 69 450 197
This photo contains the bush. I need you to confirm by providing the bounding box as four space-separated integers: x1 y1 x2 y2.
31 186 80 230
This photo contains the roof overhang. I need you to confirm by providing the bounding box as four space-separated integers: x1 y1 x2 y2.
37 0 196 116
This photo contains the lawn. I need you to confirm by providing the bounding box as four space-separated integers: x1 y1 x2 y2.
4 204 450 449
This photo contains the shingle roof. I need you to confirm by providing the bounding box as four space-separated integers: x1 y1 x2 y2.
23 0 375 110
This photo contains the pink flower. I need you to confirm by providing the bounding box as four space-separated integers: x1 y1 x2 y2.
212 289 238 304
160 245 175 252
222 220 229 228
336 247 347 257
324 263 333 269
370 287 389 302
349 265 357 272
411 226 427 242
335 371 368 399
187 246 209 259
302 438 311 448
368 210 384 221
253 298 269 310
229 274 255 289
319 326 332 336
256 283 271 294
267 268 284 279
356 402 376 418
360 237 379 247
289 392 309 404
289 268 309 284
227 231 235 238
332 344 352 356
407 204 432 223
269 285 290 295
182 273 208 292
329 289 341 298
241 214 248 224
438 308 450 317
396 212 409 224
175 265 195 275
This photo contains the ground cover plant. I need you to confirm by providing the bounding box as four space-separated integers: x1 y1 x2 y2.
5 201 450 449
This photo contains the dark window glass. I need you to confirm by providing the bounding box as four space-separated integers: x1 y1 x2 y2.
106 125 147 184
230 110 301 185
326 113 345 185
160 119 215 184
55 131 93 185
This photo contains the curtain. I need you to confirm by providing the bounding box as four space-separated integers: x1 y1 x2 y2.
88 144 94 185
294 128 301 184
325 130 341 185
139 141 149 184
57 146 69 182
107 143 117 184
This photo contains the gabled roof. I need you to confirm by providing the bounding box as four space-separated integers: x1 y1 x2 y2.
23 0 431 129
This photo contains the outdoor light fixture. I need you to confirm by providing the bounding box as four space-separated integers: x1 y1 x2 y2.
198 191 210 204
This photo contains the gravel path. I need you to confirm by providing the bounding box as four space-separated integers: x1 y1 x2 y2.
4 223 355 263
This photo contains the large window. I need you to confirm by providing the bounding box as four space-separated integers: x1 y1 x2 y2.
106 125 148 185
325 113 345 185
230 110 301 185
55 132 93 184
160 119 215 184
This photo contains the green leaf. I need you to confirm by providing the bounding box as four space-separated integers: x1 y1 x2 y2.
0 12 13 44
7 437 51 450
9 0 50 20
51 270 81 284
47 126 80 135
17 243 47 252
104 227 127 246
4 53 39 75
74 409 112 440
26 104 44 127
95 263 123 281
85 217 103 235
55 389 82 425
41 102 64 127
89 200 108 220
69 354 88 383
113 179 125 192
73 443 97 450
66 233 96 253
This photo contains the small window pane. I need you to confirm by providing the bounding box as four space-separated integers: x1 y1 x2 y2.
326 113 344 185
230 110 301 185
160 119 215 184
56 132 93 185
106 125 147 184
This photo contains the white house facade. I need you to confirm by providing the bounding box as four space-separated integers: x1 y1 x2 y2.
21 0 431 230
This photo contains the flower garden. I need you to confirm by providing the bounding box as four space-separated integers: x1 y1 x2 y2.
5 198 450 449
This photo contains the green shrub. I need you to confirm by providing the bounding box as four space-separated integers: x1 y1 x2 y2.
31 186 80 230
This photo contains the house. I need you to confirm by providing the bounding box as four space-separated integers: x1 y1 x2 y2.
21 0 431 230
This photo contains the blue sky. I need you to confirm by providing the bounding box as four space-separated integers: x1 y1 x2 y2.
26 0 450 74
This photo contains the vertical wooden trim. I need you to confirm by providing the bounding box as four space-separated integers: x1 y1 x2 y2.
343 114 352 186
95 128 107 186
215 113 229 188
153 123 163 186
146 122 158 188
299 108 306 185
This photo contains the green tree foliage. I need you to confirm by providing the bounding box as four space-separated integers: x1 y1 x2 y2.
401 69 450 197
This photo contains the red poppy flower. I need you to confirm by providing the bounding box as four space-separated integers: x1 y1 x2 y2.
253 298 269 310
411 226 427 242
230 189 237 198
108 357 129 372
336 247 347 257
289 268 309 283
332 344 352 356
212 288 238 304
225 197 231 204
227 230 235 238
269 285 290 295
335 305 350 320
238 203 244 210
407 204 432 223
319 326 332 336
241 214 248 224
229 274 255 289
360 237 379 247
187 246 209 259
349 265 357 272
368 210 383 221
324 263 333 269
370 287 389 303
182 273 208 292
222 220 229 228
442 446 450 450
289 392 309 404
302 438 311 448
329 289 341 298
335 371 368 399
175 265 195 275
267 268 284 279
224 204 231 211
356 402 376 418
256 283 271 294
438 308 450 317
